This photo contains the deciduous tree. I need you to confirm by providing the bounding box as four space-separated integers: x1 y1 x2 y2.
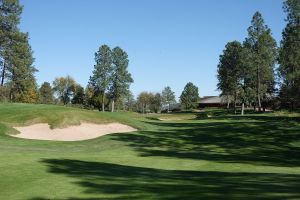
72 84 85 105
149 93 162 113
137 92 150 114
53 76 76 105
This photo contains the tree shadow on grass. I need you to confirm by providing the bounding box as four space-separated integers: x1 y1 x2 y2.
110 116 300 167
32 159 300 200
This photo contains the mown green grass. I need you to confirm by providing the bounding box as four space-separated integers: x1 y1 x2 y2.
0 103 300 199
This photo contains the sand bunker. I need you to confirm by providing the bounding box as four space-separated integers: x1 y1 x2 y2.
12 122 137 141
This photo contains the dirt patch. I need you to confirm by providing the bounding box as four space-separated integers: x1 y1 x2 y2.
12 122 137 141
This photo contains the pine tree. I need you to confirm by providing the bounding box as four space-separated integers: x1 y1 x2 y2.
244 12 277 111
217 41 243 112
278 0 300 109
72 84 85 105
0 0 37 103
39 82 53 104
8 32 38 102
217 41 258 115
89 45 112 112
110 47 133 112
0 0 23 86
180 82 199 110
161 86 176 112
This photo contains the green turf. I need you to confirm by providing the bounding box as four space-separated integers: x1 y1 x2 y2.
0 103 300 199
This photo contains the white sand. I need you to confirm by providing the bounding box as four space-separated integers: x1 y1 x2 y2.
12 122 137 141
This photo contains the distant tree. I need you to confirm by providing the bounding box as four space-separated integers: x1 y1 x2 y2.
149 93 162 113
72 84 85 105
0 85 9 101
161 86 176 112
125 91 135 111
39 82 53 104
84 85 95 108
180 82 199 110
137 92 150 114
278 0 300 109
89 45 112 112
53 76 76 105
244 11 277 111
119 90 135 111
110 47 133 112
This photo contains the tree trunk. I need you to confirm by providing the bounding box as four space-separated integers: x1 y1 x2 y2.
111 99 115 112
257 67 262 112
234 93 237 114
227 99 230 109
168 103 170 113
241 103 245 115
257 93 261 112
1 62 6 86
102 94 105 112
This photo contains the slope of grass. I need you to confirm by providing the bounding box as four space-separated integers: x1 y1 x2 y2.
0 103 146 129
0 103 300 199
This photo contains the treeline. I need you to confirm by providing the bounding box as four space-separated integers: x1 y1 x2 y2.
217 0 300 114
135 82 200 113
38 44 134 112
37 79 201 114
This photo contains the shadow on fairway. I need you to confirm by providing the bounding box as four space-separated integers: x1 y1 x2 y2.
32 159 300 200
110 115 300 167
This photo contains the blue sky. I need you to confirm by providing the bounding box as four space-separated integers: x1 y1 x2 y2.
20 0 285 99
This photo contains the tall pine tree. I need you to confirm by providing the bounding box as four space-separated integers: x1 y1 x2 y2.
89 45 112 111
244 12 277 111
0 0 37 103
217 41 243 111
8 32 38 102
278 0 300 109
110 47 133 112
0 0 23 86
